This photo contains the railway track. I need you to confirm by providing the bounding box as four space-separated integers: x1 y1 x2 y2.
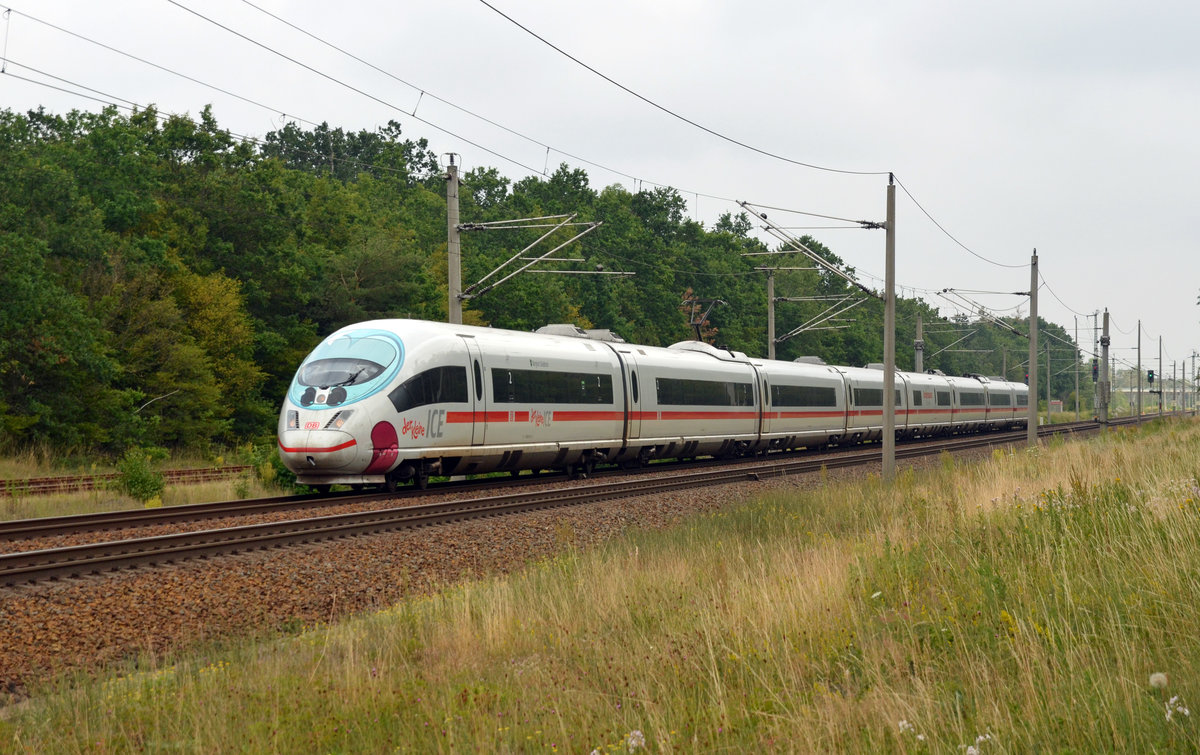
0 465 254 497
1 417 1146 588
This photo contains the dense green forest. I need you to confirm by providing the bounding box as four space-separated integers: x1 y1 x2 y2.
0 105 1092 453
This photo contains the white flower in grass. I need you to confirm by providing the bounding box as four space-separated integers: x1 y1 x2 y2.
1166 695 1191 722
627 729 646 752
1150 672 1168 689
898 719 913 733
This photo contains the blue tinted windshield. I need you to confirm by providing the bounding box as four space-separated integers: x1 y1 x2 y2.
289 330 404 408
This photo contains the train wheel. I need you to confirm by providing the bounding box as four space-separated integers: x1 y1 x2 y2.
510 469 522 479
312 484 331 495
384 476 399 494
414 471 429 490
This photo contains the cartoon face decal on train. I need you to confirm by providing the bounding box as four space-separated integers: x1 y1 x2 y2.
287 329 405 410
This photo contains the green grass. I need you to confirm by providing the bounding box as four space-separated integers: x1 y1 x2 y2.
4 420 1200 752
0 444 284 521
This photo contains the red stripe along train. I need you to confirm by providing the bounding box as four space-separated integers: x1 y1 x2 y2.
277 319 1029 491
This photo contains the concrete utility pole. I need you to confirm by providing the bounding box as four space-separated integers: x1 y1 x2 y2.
1137 320 1142 423
767 270 776 360
1027 250 1038 446
1074 316 1080 420
1159 337 1164 417
446 156 462 325
1046 342 1051 421
882 175 897 482
1099 310 1110 423
915 314 925 373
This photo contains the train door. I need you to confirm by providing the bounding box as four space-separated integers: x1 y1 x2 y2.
461 336 486 446
618 349 643 442
753 364 768 441
759 369 772 437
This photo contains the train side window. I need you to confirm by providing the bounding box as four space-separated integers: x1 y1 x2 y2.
389 366 468 413
473 360 483 401
936 390 951 407
631 372 639 403
912 390 923 407
771 384 838 407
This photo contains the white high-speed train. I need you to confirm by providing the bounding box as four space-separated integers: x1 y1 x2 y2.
277 319 1029 490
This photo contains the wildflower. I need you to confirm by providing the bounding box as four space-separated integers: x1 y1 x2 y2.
1166 695 1191 722
1150 672 1168 689
872 591 883 599
898 720 913 733
627 729 646 752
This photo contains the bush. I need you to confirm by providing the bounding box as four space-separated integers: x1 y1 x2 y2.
116 448 166 503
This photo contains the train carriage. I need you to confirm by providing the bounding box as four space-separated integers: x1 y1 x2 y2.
631 341 761 461
838 365 909 443
943 375 989 431
278 319 1030 490
904 371 954 437
755 359 848 450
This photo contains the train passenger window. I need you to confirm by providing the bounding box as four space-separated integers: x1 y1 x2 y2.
1016 393 1029 407
490 369 614 404
473 360 483 401
936 391 951 407
389 366 468 413
960 391 986 407
631 372 639 403
991 393 1011 406
656 377 754 406
912 390 923 407
852 387 884 406
772 384 837 407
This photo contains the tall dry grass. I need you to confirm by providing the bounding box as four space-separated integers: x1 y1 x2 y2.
4 419 1200 752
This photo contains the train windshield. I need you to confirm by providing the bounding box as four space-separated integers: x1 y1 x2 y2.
297 334 399 388
299 357 386 388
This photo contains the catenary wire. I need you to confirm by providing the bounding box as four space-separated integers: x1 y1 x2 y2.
476 0 888 178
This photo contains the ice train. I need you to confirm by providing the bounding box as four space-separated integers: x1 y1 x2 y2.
277 319 1029 490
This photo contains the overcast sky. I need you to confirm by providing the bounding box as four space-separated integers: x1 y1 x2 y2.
4 0 1199 376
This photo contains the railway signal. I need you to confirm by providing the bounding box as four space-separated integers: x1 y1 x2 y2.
1148 369 1155 384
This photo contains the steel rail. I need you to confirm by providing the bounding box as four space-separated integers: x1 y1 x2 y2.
0 466 759 586
0 416 1145 545
1 466 254 497
0 416 1149 587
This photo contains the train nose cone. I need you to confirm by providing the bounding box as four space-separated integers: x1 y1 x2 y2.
278 430 359 471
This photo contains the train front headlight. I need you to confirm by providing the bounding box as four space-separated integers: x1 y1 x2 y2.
325 410 354 430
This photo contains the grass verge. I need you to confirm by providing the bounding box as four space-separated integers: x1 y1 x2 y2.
4 419 1200 752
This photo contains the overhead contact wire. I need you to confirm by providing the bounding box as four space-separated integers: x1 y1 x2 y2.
476 0 888 178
